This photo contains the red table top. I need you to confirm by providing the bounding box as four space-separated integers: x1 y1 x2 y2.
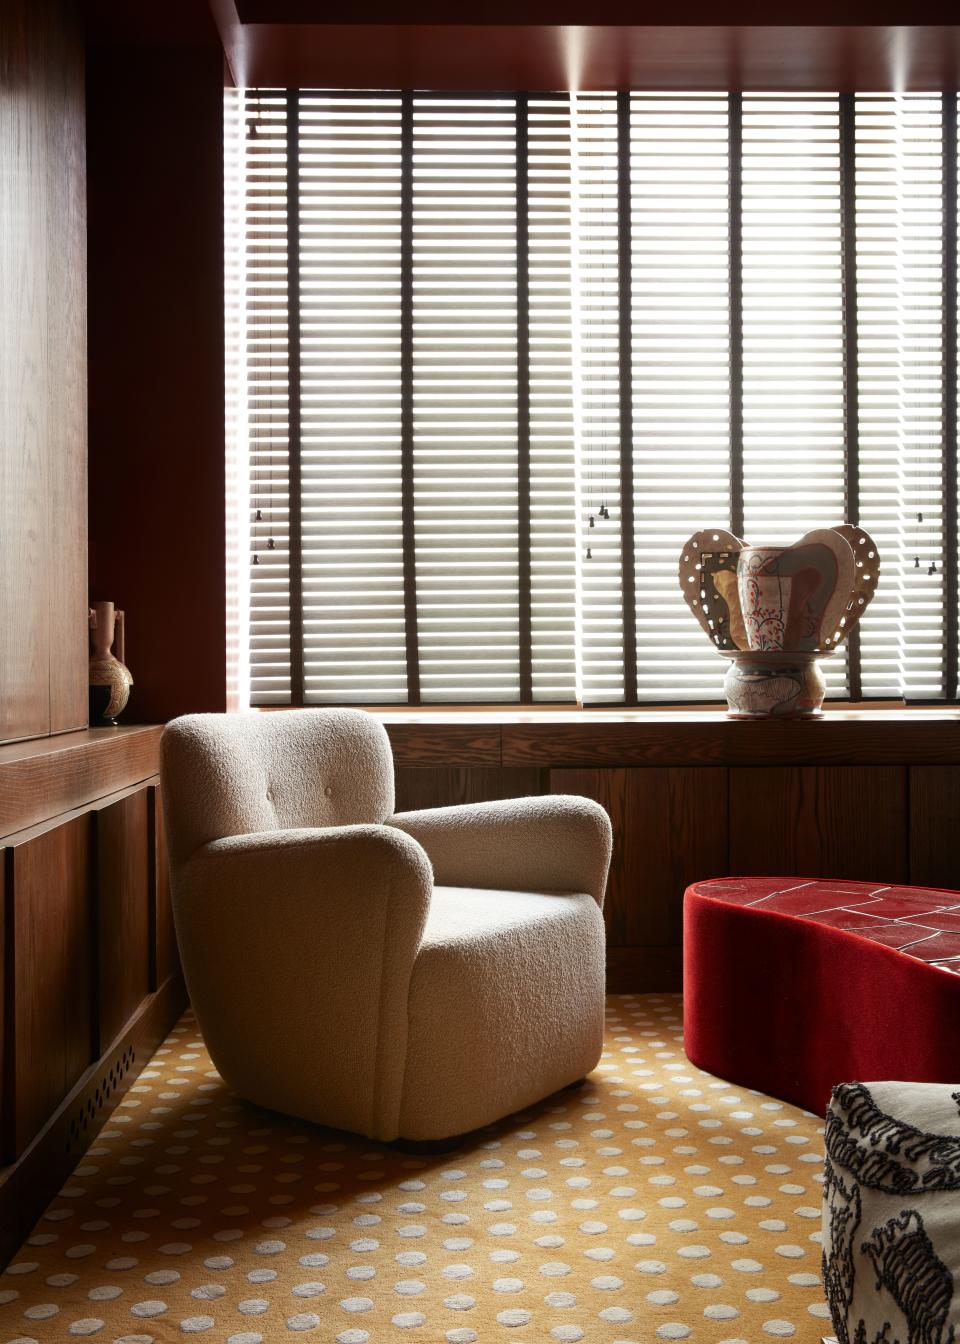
689 877 960 976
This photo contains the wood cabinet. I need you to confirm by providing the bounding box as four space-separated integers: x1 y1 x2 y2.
385 710 960 993
96 790 151 1051
728 766 908 883
7 816 95 1158
0 0 87 746
0 725 184 1266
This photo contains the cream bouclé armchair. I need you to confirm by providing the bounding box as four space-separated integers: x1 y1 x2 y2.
160 709 613 1142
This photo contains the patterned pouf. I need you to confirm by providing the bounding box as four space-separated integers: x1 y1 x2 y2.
821 1079 960 1344
684 877 960 1115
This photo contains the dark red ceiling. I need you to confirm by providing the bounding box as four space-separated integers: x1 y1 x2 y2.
233 0 960 22
84 0 960 92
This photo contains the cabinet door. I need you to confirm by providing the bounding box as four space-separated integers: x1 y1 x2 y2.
909 766 960 890
729 766 907 882
97 790 151 1049
8 815 93 1157
551 767 728 991
150 784 177 989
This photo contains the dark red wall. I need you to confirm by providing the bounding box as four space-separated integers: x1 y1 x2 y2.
86 42 227 722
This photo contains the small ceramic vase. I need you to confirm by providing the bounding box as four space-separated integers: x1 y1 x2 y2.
89 601 133 726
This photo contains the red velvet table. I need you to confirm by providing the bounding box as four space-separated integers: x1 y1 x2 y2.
683 877 960 1116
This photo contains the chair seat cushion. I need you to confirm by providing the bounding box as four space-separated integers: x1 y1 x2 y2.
822 1080 960 1344
399 886 606 1140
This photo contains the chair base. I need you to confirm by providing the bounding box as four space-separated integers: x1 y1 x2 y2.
392 1077 589 1152
391 1134 467 1155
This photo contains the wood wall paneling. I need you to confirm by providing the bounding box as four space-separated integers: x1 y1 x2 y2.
605 945 684 994
551 768 728 990
394 767 545 813
909 765 960 890
1 0 52 743
96 791 151 1050
45 0 88 735
0 0 87 744
6 815 94 1159
0 852 5 1153
86 41 226 722
149 784 177 990
500 715 960 768
729 766 908 884
386 724 501 767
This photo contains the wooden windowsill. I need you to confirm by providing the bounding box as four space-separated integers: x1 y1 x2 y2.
352 706 960 768
363 702 955 723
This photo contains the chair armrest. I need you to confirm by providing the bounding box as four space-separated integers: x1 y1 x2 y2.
172 824 432 1140
387 795 612 906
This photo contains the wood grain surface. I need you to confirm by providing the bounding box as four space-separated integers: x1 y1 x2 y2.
394 766 545 813
501 715 960 768
87 40 227 722
0 974 186 1271
551 767 728 953
729 766 908 884
0 0 87 744
149 785 177 991
6 815 94 1159
386 723 502 767
909 765 960 891
96 791 151 1051
0 726 163 839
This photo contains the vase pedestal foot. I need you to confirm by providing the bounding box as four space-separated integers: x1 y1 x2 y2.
722 652 826 720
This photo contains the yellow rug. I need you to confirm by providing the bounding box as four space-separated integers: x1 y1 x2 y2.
1 995 831 1343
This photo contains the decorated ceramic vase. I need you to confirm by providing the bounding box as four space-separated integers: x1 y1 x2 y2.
679 526 881 719
89 601 133 726
722 651 827 720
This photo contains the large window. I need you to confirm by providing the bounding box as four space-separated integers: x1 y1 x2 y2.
226 90 959 706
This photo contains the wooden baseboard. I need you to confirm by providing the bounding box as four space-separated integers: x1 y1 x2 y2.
0 974 187 1269
606 945 683 993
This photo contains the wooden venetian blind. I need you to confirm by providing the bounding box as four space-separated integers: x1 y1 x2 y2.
233 90 960 706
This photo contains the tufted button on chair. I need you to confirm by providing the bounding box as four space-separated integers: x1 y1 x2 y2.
160 709 612 1142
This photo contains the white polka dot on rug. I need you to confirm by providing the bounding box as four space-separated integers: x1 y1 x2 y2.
496 1309 532 1327
747 1288 781 1303
130 1301 167 1318
237 1301 269 1316
339 1299 373 1314
286 1314 320 1332
0 998 834 1344
443 1292 476 1311
599 1306 633 1323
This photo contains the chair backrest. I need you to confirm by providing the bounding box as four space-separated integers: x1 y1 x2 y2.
161 709 395 866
